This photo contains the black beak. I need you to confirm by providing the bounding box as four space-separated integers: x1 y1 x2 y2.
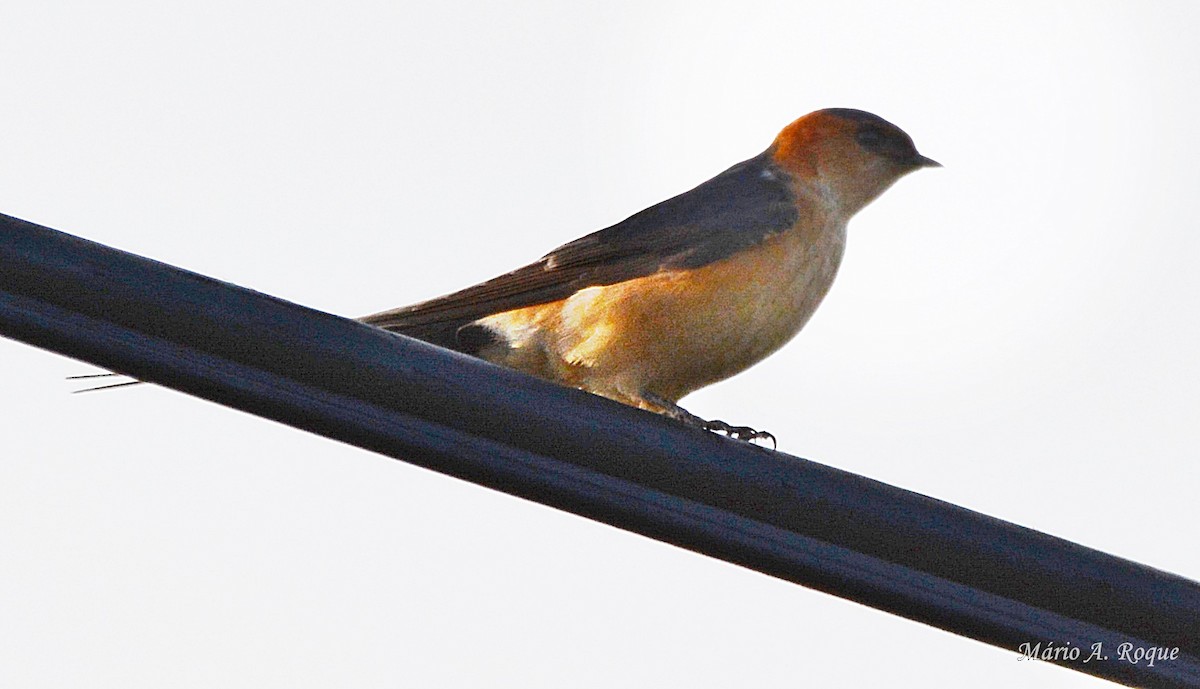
913 154 941 168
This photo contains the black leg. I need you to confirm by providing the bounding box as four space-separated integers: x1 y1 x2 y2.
641 392 776 448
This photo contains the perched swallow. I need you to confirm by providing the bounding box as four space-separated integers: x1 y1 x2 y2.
362 108 938 443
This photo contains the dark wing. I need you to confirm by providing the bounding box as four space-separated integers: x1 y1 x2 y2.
361 148 798 346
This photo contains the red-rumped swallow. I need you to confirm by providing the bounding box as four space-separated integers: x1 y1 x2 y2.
362 108 938 444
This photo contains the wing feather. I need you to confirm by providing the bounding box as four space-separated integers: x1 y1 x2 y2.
361 149 798 343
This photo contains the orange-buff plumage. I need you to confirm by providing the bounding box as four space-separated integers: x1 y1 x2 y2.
363 108 938 442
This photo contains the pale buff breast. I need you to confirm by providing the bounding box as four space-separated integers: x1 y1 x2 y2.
479 218 848 406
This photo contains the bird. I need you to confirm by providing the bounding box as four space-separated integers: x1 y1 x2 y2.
359 108 938 444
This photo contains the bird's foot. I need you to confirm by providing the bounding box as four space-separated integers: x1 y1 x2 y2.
700 419 776 448
641 392 776 448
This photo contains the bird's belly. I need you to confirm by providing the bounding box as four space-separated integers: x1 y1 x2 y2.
556 222 847 401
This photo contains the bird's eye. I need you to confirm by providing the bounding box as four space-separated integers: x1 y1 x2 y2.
856 128 884 148
855 125 919 162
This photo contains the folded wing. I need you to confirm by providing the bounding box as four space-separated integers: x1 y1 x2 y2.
361 149 799 349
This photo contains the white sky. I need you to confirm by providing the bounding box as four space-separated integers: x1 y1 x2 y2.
2 2 1198 687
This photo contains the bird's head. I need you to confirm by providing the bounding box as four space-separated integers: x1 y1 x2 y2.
771 108 938 215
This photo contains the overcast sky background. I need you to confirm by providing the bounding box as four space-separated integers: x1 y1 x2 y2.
2 2 1198 687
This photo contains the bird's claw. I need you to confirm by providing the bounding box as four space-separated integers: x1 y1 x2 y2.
701 419 777 448
639 391 777 448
